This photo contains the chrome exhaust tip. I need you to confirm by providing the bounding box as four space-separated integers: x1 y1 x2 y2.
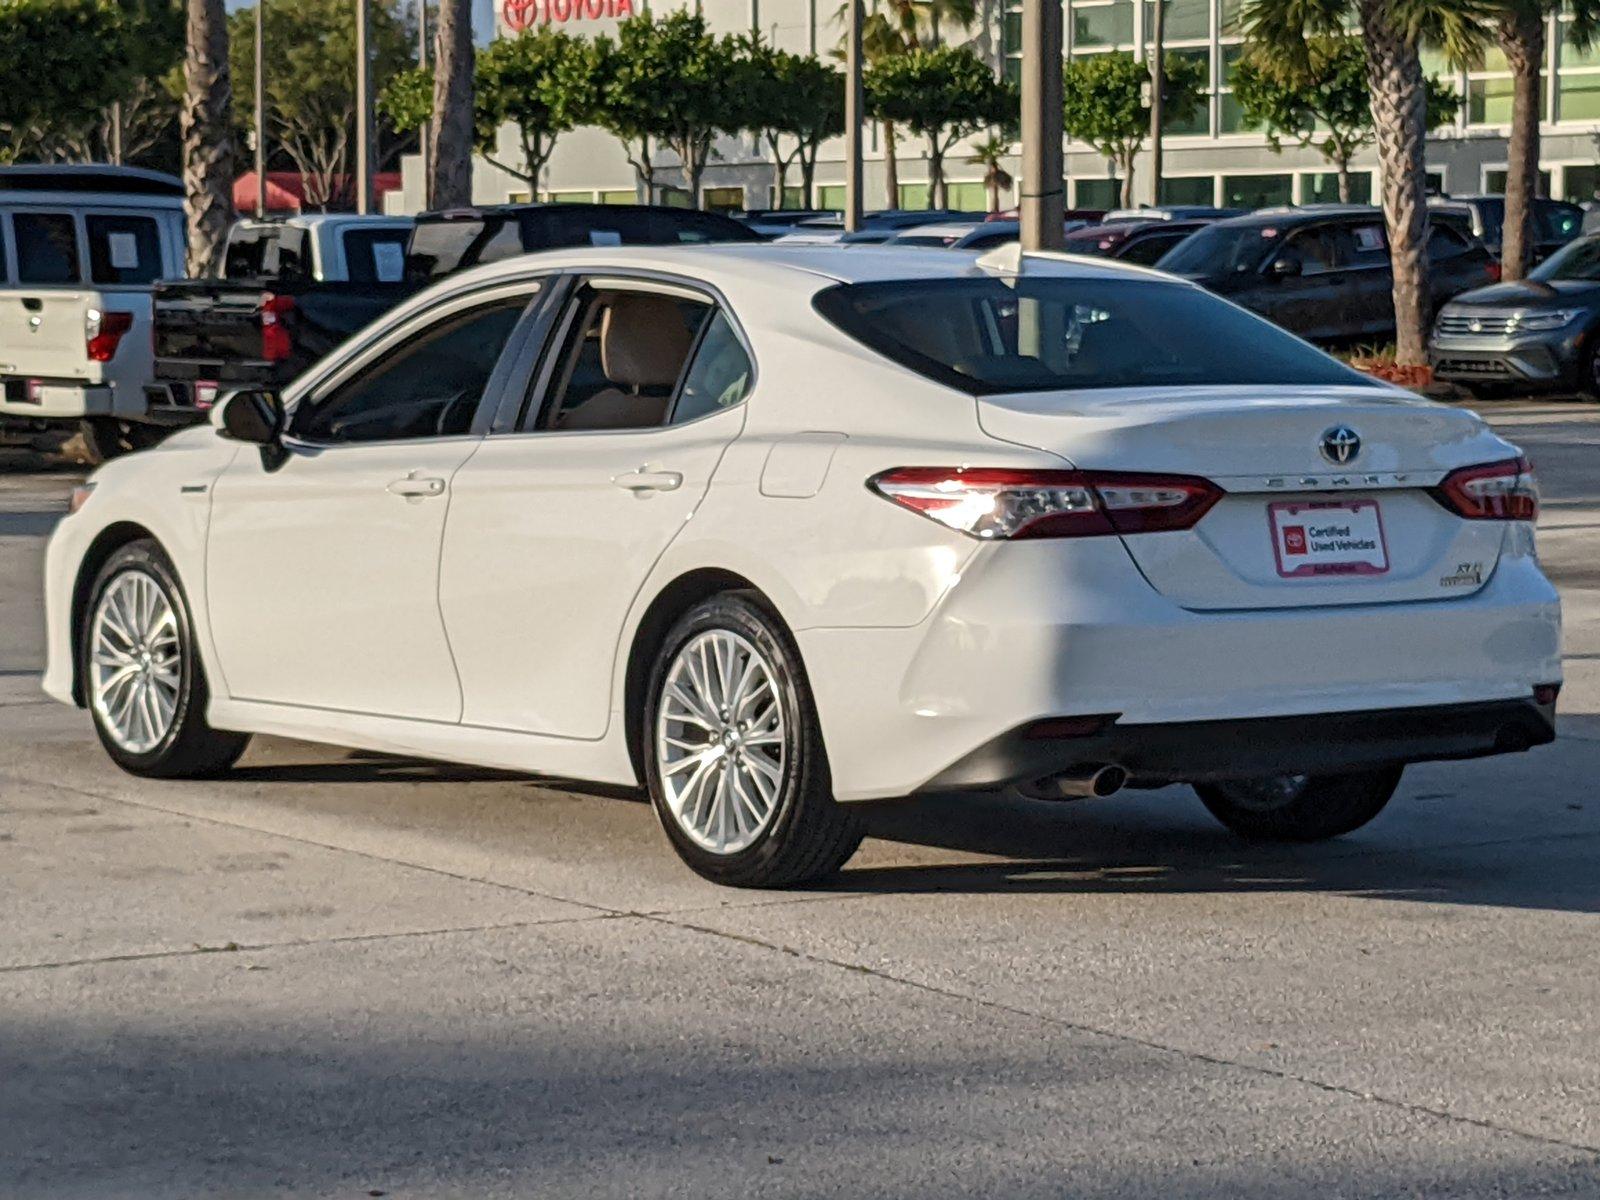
1024 764 1129 801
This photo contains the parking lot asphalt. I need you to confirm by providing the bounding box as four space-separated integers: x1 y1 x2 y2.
2 402 1598 1199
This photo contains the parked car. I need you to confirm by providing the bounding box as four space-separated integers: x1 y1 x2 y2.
0 165 185 461
1158 206 1498 343
1102 205 1242 223
1061 218 1214 266
1431 232 1600 397
984 207 1106 224
884 219 1089 250
149 214 415 426
733 209 840 238
45 244 1557 887
776 210 983 245
1428 195 1584 264
405 203 760 280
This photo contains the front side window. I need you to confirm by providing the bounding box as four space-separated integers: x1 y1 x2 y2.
13 212 80 284
86 214 162 285
814 276 1376 395
1533 235 1600 281
343 227 409 283
1158 223 1278 277
293 295 531 444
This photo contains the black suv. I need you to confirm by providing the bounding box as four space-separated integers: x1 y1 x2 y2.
406 203 760 282
1157 206 1497 343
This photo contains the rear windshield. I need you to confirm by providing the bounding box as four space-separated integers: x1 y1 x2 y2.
223 225 311 281
812 276 1374 395
1157 223 1280 276
13 212 81 284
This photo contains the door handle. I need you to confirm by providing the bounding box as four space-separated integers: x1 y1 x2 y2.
387 475 445 499
612 469 683 493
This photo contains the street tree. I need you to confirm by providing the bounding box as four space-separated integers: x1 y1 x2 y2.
866 45 1016 208
1060 51 1205 207
1488 0 1597 279
1231 35 1459 203
1241 0 1488 365
740 39 844 207
430 0 474 208
182 0 234 275
967 131 1013 213
231 0 414 210
0 0 131 163
475 26 602 189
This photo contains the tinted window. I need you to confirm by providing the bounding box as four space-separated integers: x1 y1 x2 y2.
1342 222 1388 266
1535 201 1583 242
343 227 408 283
406 216 519 279
1274 228 1341 276
294 296 529 443
1157 223 1281 276
1532 235 1600 281
673 311 753 424
13 212 80 284
86 214 162 285
1426 223 1471 259
813 277 1376 395
1118 231 1188 266
224 225 311 281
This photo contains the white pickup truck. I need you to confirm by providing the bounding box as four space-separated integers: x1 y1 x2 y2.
0 165 187 462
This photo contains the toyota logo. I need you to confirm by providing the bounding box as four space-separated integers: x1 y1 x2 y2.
1320 426 1361 464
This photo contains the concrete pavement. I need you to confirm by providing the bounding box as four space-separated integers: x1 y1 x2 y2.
1 408 1597 1198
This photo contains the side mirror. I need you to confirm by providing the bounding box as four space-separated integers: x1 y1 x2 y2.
1269 256 1302 280
215 387 285 445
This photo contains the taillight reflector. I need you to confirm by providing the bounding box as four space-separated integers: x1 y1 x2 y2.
1432 456 1538 521
85 310 133 362
261 292 295 363
868 467 1223 540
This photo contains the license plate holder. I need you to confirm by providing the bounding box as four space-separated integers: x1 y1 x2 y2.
1268 499 1389 578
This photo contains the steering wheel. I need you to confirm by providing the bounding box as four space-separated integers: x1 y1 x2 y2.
433 388 476 437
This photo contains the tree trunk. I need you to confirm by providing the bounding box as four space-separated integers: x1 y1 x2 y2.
929 145 944 209
1360 0 1431 366
1119 153 1136 208
1499 9 1545 283
986 171 999 213
180 0 234 277
428 0 474 210
882 120 899 208
1337 160 1351 204
800 153 817 208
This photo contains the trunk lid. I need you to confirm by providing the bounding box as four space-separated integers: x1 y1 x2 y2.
979 384 1519 610
153 279 269 367
0 290 101 382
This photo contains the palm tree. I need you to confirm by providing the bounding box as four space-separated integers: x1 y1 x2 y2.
968 132 1013 212
180 0 234 277
1493 0 1596 280
1243 0 1487 366
430 0 475 209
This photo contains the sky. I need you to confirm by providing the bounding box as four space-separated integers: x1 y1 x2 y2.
222 0 499 47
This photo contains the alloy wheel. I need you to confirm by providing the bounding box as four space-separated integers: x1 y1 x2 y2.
654 629 787 855
89 570 181 754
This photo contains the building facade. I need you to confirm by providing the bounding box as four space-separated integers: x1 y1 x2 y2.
390 0 1600 214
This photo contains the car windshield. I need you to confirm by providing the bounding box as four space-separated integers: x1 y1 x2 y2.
1531 235 1600 281
1156 223 1280 276
813 276 1375 394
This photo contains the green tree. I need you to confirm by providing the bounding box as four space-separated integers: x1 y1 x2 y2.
1241 0 1488 365
1489 0 1597 279
1231 35 1459 203
476 26 602 189
866 45 1016 208
739 39 844 208
1060 51 1205 208
594 12 746 207
0 0 131 162
966 131 1013 213
230 0 415 209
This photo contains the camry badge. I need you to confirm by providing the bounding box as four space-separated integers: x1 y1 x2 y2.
1320 426 1361 465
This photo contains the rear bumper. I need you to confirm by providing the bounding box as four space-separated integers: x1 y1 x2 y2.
923 697 1557 792
0 380 112 421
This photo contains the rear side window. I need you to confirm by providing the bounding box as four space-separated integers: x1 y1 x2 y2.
13 212 80 284
343 227 408 283
1118 230 1188 266
673 310 753 424
86 214 162 284
1427 223 1471 259
813 276 1376 395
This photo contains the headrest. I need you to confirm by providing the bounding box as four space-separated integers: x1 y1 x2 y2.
600 294 695 389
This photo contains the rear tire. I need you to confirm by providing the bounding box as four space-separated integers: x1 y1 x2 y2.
81 540 249 778
1195 767 1401 842
79 418 162 465
643 591 863 887
1580 341 1600 401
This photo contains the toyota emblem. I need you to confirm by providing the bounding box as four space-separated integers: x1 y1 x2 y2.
1320 426 1361 465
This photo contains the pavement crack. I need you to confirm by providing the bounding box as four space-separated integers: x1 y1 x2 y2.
642 910 1600 1161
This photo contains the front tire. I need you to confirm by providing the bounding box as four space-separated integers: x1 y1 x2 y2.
1195 767 1401 842
82 540 249 778
643 592 863 887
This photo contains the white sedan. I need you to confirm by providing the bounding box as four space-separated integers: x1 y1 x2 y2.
41 244 1561 886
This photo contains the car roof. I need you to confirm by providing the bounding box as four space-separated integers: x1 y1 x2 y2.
1210 205 1383 229
893 222 989 239
0 164 182 196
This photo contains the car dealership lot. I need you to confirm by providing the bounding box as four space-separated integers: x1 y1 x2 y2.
2 400 1599 1198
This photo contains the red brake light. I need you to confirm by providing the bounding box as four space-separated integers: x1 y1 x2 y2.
1432 456 1538 521
868 467 1223 539
1485 261 1502 282
261 292 295 362
85 310 133 362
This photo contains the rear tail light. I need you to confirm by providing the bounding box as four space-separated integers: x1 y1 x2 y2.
868 467 1223 539
1432 456 1538 521
85 309 133 362
260 292 295 362
1485 261 1502 282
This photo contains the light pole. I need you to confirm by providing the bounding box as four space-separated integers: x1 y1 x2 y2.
417 0 430 206
843 0 864 232
1020 0 1063 250
254 0 266 217
1148 0 1164 207
355 0 373 213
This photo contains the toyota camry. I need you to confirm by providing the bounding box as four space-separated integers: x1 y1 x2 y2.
41 244 1561 887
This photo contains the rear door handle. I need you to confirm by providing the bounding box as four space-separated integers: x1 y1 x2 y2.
613 469 683 493
387 475 445 499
